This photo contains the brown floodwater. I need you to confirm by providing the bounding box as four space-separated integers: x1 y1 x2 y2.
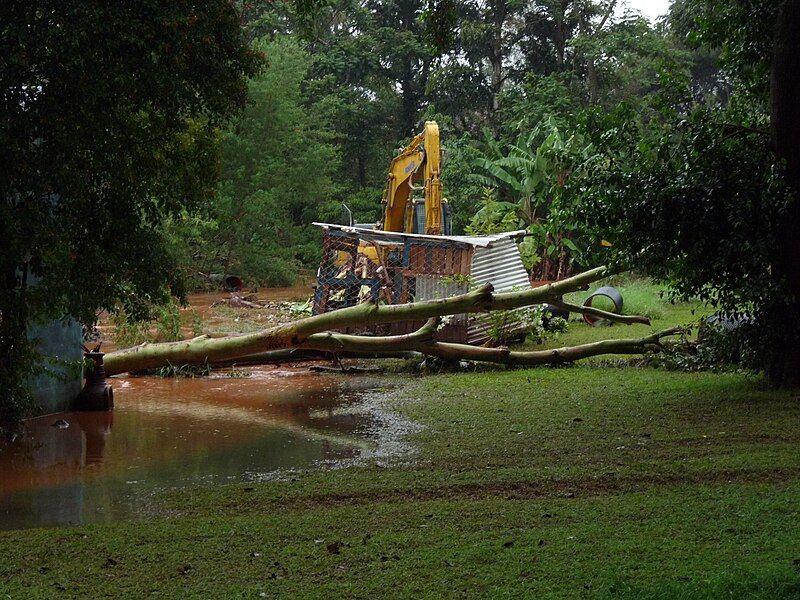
0 369 400 530
188 281 314 311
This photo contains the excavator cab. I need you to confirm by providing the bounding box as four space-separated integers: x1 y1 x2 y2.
410 198 452 235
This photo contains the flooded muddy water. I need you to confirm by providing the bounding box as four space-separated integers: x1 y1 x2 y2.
0 370 403 531
188 282 313 310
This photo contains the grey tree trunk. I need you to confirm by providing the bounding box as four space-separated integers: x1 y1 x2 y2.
768 0 800 387
104 266 674 376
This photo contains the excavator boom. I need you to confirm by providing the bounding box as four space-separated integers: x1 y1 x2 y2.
380 121 448 235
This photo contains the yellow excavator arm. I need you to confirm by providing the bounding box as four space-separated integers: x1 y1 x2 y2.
380 121 447 235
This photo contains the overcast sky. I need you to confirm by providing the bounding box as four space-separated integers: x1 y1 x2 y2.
616 0 672 22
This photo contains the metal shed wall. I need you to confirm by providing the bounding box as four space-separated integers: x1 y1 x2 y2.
467 238 532 345
470 238 532 292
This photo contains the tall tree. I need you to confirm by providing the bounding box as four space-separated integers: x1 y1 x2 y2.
370 0 437 136
675 0 800 385
459 0 536 117
577 0 800 387
304 0 400 194
767 1 800 385
206 37 338 286
0 0 259 417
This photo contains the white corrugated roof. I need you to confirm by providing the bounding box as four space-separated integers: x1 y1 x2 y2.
312 222 527 248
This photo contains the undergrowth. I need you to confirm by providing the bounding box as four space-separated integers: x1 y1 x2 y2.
154 361 211 378
111 297 186 346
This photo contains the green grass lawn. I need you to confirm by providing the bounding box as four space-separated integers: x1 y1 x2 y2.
2 281 799 598
534 277 707 353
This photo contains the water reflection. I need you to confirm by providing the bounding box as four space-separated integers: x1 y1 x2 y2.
0 370 382 530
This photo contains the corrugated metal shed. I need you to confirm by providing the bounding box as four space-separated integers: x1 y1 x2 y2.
312 223 532 346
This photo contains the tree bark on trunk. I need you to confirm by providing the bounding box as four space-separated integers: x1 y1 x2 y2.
489 1 507 118
303 319 679 366
103 266 672 376
768 0 800 387
554 1 567 69
586 58 599 103
0 264 31 419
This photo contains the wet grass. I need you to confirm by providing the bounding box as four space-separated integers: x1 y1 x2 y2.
565 276 678 321
2 283 800 597
3 479 799 598
534 277 706 354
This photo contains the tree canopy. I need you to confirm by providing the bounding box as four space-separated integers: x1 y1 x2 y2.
576 0 800 386
0 0 259 417
4 0 800 419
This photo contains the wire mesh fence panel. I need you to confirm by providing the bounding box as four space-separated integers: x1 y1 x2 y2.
313 232 386 313
313 229 473 342
312 226 538 345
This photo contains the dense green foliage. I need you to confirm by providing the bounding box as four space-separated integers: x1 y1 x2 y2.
573 1 800 383
6 0 799 414
469 119 596 278
0 1 259 417
578 103 789 313
198 0 694 287
195 37 337 286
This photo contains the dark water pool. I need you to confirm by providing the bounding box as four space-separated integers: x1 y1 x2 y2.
0 369 395 530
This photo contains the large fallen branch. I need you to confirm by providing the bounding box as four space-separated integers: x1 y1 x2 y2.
301 318 680 365
104 266 669 375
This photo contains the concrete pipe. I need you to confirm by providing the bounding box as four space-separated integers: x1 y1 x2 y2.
583 286 624 326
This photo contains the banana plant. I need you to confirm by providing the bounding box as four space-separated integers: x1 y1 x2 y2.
471 117 596 278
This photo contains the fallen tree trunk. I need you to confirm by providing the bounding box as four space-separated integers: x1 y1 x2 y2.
301 318 681 366
207 349 424 368
104 266 671 375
